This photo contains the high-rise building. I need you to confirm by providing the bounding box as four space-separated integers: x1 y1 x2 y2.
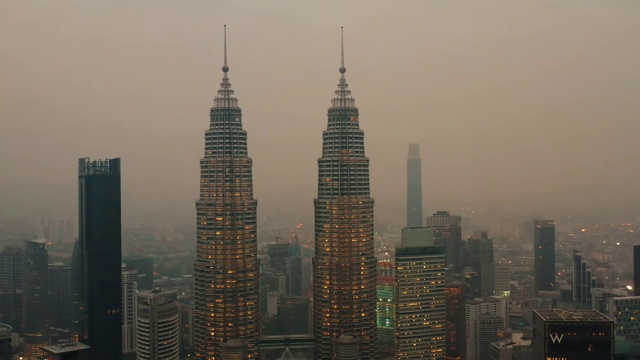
23 239 49 360
573 250 595 306
0 246 23 332
0 323 11 359
467 231 494 297
406 143 423 228
465 297 508 360
534 220 555 293
312 28 377 360
122 266 138 355
284 255 303 296
426 211 463 272
531 309 614 360
395 228 446 360
77 157 123 359
493 263 510 297
607 296 640 342
376 260 395 356
634 245 640 296
49 263 71 330
136 288 180 360
193 27 259 360
125 257 154 291
445 281 465 360
476 314 503 360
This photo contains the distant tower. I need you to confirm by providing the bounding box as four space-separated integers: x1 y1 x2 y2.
23 239 49 360
193 26 260 359
534 220 555 293
426 211 463 272
634 245 640 296
313 28 377 360
0 246 23 332
467 231 495 297
136 288 180 360
122 265 138 355
395 228 446 359
406 143 423 227
572 250 595 305
77 157 123 359
125 257 154 291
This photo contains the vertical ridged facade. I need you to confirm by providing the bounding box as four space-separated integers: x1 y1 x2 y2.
194 28 259 360
406 144 423 228
313 29 377 360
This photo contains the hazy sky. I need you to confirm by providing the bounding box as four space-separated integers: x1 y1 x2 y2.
1 1 639 221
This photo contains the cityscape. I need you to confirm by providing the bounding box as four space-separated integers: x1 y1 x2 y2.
1 1 640 360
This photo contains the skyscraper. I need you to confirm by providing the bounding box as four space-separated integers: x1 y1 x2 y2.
23 239 49 360
77 157 122 360
465 297 508 360
534 220 555 293
426 211 463 272
406 143 423 228
122 266 138 356
395 228 446 360
193 26 259 360
467 231 494 297
573 250 595 306
49 263 71 330
634 245 640 296
136 288 180 360
313 28 377 360
444 280 465 360
0 246 23 332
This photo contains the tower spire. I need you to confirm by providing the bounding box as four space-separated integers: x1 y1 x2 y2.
339 26 346 77
222 25 229 74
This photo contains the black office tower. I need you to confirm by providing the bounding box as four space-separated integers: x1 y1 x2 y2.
77 157 122 360
534 219 555 293
406 143 423 228
635 245 640 296
23 239 49 359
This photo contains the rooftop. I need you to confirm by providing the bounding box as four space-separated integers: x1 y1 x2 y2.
42 342 90 354
534 309 612 322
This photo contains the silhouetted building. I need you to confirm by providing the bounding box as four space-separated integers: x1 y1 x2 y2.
23 239 49 360
395 228 445 359
193 27 259 360
0 323 12 360
445 281 465 360
136 288 180 360
573 250 595 306
534 220 555 293
285 256 303 296
77 157 122 360
125 257 153 291
49 263 71 331
313 29 377 360
467 231 494 297
178 299 193 358
426 211 463 272
406 143 423 228
464 270 481 299
267 242 290 274
122 266 137 355
531 309 614 360
0 246 23 332
635 245 640 296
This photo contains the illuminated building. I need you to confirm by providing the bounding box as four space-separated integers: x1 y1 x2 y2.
406 143 423 228
23 239 49 360
42 341 90 360
426 211 463 272
312 28 377 360
445 281 465 360
607 296 640 342
534 220 555 293
395 228 446 360
376 261 395 355
76 157 123 360
493 263 510 297
531 309 614 360
136 288 180 360
193 26 259 359
121 265 137 355
467 231 494 297
465 297 507 360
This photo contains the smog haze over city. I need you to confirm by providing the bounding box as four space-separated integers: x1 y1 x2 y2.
2 0 640 222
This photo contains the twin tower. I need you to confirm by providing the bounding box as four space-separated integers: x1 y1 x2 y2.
193 27 377 360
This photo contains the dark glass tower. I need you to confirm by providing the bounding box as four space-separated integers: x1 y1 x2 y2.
23 239 49 360
77 157 122 360
634 245 640 296
534 219 555 293
426 211 463 272
406 143 423 227
467 231 494 297
193 26 259 360
49 263 71 330
313 28 377 360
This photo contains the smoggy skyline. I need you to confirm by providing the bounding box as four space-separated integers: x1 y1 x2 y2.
1 1 639 221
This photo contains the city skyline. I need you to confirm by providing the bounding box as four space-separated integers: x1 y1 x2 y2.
2 1 640 221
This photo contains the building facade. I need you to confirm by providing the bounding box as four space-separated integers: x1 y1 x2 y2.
23 239 49 360
607 296 640 342
376 260 395 355
493 263 510 297
49 263 71 330
312 29 377 360
476 314 503 360
193 27 260 360
534 220 555 293
395 228 446 360
406 143 423 228
573 250 595 306
467 231 494 298
445 281 465 360
76 157 123 359
426 211 463 272
136 288 180 360
122 266 138 355
465 297 508 360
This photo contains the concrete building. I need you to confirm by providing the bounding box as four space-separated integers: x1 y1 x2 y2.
465 297 508 360
193 27 259 360
489 332 532 360
477 314 504 360
23 239 49 360
607 296 640 342
313 29 377 360
493 263 510 297
136 288 180 360
395 228 446 360
122 265 138 355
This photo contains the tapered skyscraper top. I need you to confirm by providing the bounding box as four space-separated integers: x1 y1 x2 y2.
407 143 424 227
214 25 238 109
